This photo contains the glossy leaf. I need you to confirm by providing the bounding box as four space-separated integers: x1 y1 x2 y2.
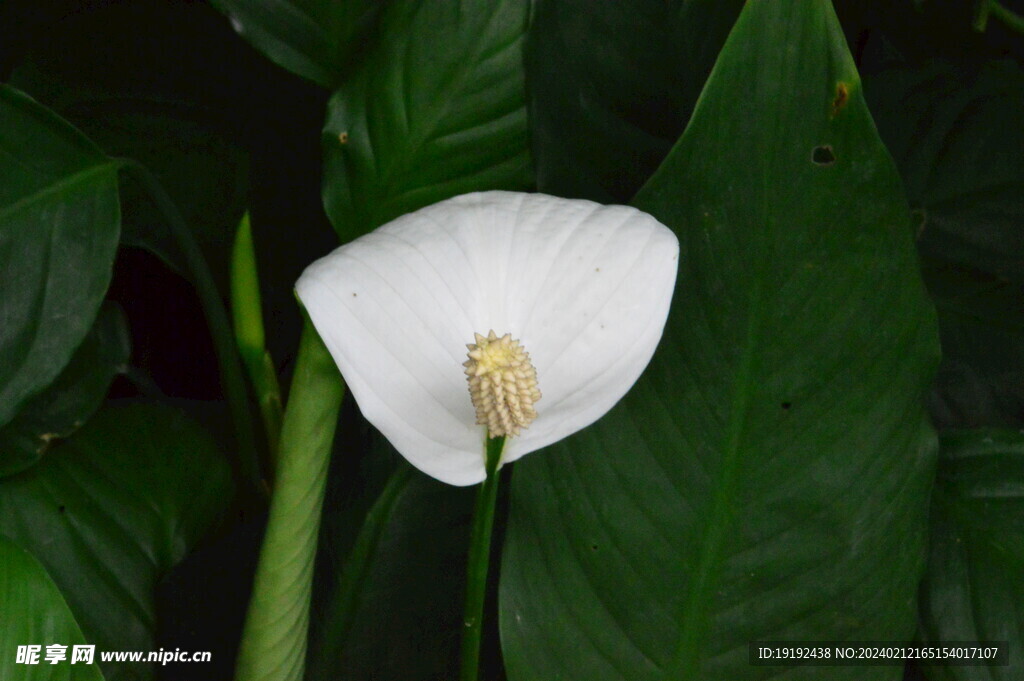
10 61 250 290
501 1 939 679
864 60 1024 284
211 0 385 88
0 85 120 429
322 0 532 242
919 429 1024 681
527 0 743 203
0 303 129 478
863 61 1024 429
0 537 105 681
0 404 232 681
309 459 475 681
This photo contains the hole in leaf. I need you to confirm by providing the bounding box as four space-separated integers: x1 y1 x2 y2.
58 505 66 514
812 146 836 166
781 402 792 411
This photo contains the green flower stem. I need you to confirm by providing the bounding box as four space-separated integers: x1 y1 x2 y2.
231 212 283 462
118 158 263 500
975 0 1024 33
235 317 345 681
460 434 506 681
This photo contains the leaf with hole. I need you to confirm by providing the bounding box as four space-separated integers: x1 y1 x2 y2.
500 1 939 679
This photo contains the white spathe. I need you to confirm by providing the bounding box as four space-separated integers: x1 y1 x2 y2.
296 191 679 486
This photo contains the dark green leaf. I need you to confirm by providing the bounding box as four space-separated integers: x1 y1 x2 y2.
501 2 939 679
10 62 249 291
0 86 120 429
864 60 1024 429
0 303 130 477
309 450 475 681
0 537 105 681
864 60 1024 284
322 0 532 241
919 429 1024 681
210 0 385 88
527 0 743 202
85 105 248 291
0 404 232 681
922 261 1024 429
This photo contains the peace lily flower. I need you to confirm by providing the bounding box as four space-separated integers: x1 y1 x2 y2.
296 191 678 486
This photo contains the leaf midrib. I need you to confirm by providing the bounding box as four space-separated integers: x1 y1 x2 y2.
663 277 764 679
373 1 524 215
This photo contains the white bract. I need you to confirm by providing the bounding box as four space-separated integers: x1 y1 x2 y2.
296 191 679 486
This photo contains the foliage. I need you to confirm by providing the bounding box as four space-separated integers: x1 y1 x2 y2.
0 0 1021 679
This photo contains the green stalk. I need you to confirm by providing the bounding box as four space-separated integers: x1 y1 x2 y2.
974 0 1024 33
987 0 1024 33
118 159 263 500
235 317 345 681
231 212 284 462
459 435 506 681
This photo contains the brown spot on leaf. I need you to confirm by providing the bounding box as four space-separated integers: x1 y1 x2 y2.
830 82 850 118
338 131 349 145
911 208 928 238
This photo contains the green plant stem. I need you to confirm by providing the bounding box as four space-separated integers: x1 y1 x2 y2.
235 317 345 681
460 435 506 681
975 0 1024 33
118 158 264 501
231 212 283 462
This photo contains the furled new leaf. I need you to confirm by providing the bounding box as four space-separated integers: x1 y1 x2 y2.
501 1 939 679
